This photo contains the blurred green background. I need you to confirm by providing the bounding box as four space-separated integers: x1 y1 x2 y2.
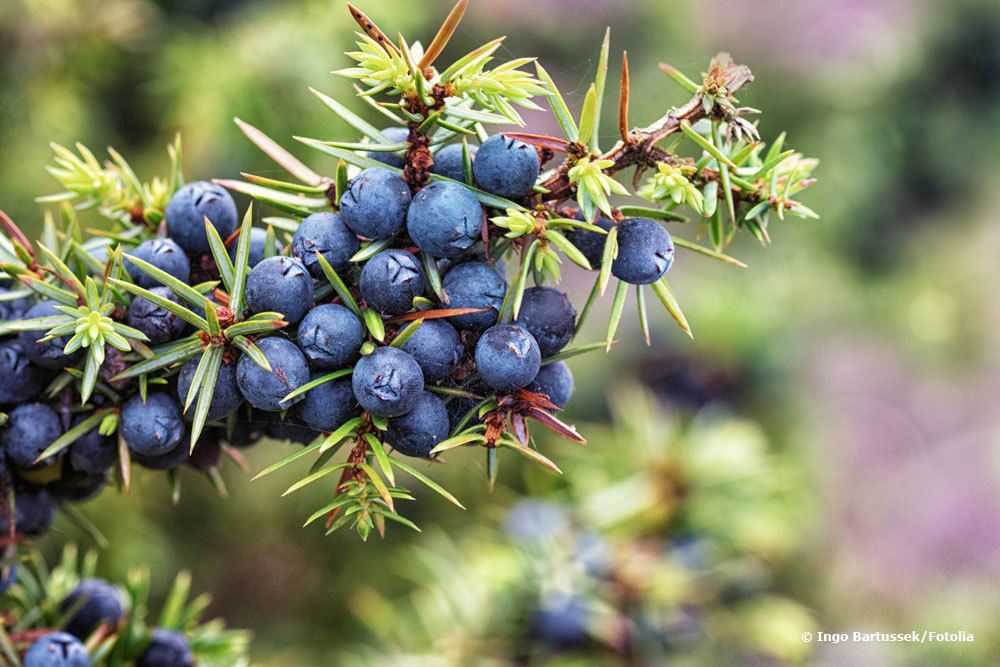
4 0 1000 664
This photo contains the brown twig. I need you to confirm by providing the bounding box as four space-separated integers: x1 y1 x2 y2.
540 53 754 205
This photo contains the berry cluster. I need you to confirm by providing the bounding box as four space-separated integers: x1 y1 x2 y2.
0 0 817 541
343 387 813 665
1 545 248 666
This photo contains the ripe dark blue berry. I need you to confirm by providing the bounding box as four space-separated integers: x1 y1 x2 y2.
431 143 476 183
0 339 47 404
340 167 412 240
611 217 675 285
0 286 32 320
229 227 281 268
366 126 409 169
125 238 191 289
68 417 116 475
532 595 589 649
127 287 187 344
0 485 54 536
218 414 265 448
23 632 90 667
177 357 243 422
528 361 574 408
265 414 319 445
291 211 360 278
3 402 62 470
130 440 189 470
137 628 194 667
445 394 478 431
505 499 568 541
473 134 540 201
165 181 238 256
121 392 185 457
61 578 125 639
386 390 449 458
20 302 82 369
246 256 314 324
235 336 310 412
400 318 463 382
474 324 541 392
406 181 483 258
49 469 107 503
351 347 424 418
297 303 364 369
359 249 424 315
441 261 506 331
296 375 357 432
515 287 576 357
568 210 614 269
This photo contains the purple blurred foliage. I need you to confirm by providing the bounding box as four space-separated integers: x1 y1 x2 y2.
701 0 926 72
807 335 1000 611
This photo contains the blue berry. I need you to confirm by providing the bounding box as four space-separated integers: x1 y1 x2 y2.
445 394 479 431
297 304 364 369
177 357 243 422
0 485 54 536
0 453 9 489
406 181 483 258
611 217 675 285
186 436 222 472
474 324 541 392
265 414 319 445
340 167 411 240
291 212 360 278
473 134 539 201
246 256 314 324
61 578 125 639
532 595 589 649
515 287 576 357
400 318 463 382
121 392 185 457
229 228 281 268
567 210 614 269
574 532 612 576
295 375 357 432
137 628 194 667
0 287 32 320
505 499 568 541
221 415 265 448
365 126 409 169
431 143 476 183
20 302 82 369
441 262 506 331
528 361 574 408
49 469 107 504
0 339 47 404
68 417 115 475
351 347 424 418
125 238 191 289
23 632 90 667
359 249 424 315
386 391 449 458
3 402 62 470
235 337 310 412
127 287 187 344
165 181 238 256
130 440 189 470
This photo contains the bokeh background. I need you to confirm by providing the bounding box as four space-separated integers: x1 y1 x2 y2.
3 0 1000 664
